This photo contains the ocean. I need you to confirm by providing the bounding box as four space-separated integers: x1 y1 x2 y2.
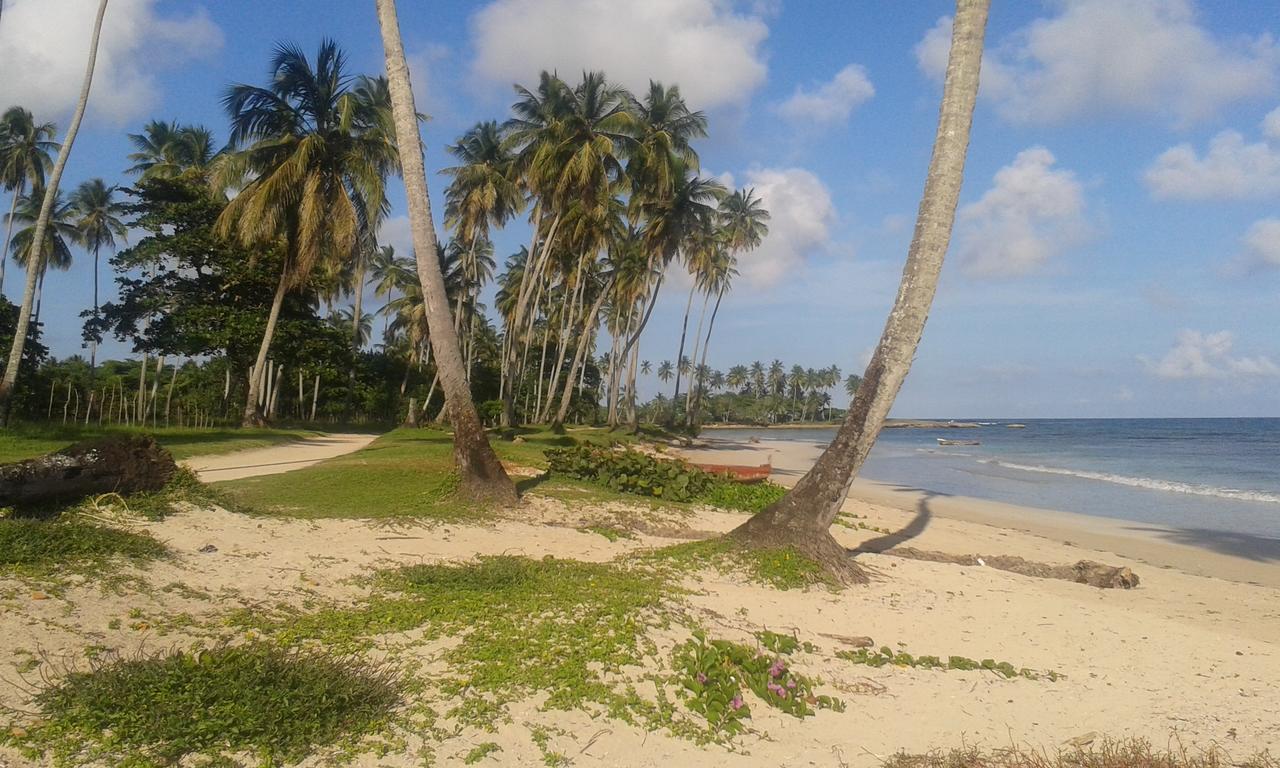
712 419 1280 540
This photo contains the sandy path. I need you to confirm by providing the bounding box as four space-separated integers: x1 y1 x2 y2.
183 432 379 481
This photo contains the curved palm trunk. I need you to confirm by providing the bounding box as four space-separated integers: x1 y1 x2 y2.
243 267 289 426
551 275 613 430
347 255 366 418
0 183 22 295
0 0 108 426
684 289 711 425
731 0 989 582
689 288 724 428
668 281 696 424
89 244 100 381
376 0 516 504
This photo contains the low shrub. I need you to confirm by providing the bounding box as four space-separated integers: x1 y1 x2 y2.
25 643 401 765
0 517 166 574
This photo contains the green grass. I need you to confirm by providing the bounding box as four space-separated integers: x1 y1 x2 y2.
20 644 401 766
638 538 834 590
234 555 679 731
0 424 321 463
884 741 1278 768
0 517 167 577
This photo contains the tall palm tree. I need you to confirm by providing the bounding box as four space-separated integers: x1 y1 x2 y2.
731 0 990 582
375 0 517 503
0 107 58 294
126 120 216 180
0 0 107 426
71 178 126 377
214 39 397 426
657 360 674 384
8 187 79 326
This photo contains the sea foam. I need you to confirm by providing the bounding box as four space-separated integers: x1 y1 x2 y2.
984 460 1280 505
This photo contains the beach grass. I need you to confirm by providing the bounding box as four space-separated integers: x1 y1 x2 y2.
885 741 1278 768
0 516 167 577
0 424 321 464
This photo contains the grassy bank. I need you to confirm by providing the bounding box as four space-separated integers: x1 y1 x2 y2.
0 424 323 464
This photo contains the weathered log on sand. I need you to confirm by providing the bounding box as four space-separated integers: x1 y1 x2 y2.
886 547 1140 589
0 436 177 508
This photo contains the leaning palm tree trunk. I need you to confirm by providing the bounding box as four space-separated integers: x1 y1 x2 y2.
0 182 23 294
730 0 989 583
242 268 289 426
668 282 696 423
551 276 613 430
0 0 108 426
375 0 517 504
690 287 725 427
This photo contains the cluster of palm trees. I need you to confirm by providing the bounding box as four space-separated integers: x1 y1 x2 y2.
645 358 859 425
449 72 769 432
1 106 128 373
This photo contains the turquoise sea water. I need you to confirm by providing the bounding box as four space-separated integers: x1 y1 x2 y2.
712 419 1280 550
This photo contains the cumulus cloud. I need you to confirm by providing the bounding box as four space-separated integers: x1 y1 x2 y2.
774 64 874 127
955 148 1089 278
726 167 837 289
1241 218 1280 269
0 0 222 124
916 1 1279 125
1141 330 1280 380
469 0 768 110
1144 111 1280 200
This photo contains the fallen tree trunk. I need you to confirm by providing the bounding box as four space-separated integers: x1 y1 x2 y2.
0 436 177 509
884 546 1140 589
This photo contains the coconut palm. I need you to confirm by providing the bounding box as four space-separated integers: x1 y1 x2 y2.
626 81 707 204
640 360 652 376
213 39 397 426
731 0 990 582
126 120 216 180
0 106 58 294
657 360 674 384
71 178 126 377
375 0 517 503
0 0 107 426
8 187 80 326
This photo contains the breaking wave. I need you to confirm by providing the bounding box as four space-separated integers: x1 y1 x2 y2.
984 460 1280 505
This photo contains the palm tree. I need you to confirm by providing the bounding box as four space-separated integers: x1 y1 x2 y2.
71 178 126 377
0 0 107 426
375 0 517 503
0 106 58 294
8 187 79 326
126 120 216 180
640 360 652 376
731 0 990 582
214 39 397 426
844 372 863 400
657 360 674 384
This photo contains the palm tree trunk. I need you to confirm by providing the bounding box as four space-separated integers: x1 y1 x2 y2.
347 255 366 418
243 266 289 427
685 289 711 425
550 275 613 430
0 0 108 426
376 0 516 504
690 288 724 428
668 281 696 424
731 0 989 582
89 244 100 381
0 183 21 295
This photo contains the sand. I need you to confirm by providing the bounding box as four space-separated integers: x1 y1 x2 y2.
2 435 1277 766
183 432 378 481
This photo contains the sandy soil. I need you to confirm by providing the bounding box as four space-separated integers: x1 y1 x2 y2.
1 436 1277 766
183 432 379 481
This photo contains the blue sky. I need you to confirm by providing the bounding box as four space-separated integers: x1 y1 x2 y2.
2 0 1278 417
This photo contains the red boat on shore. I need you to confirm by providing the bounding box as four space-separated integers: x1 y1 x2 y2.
689 461 772 483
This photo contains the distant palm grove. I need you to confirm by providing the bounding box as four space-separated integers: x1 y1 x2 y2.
0 40 885 433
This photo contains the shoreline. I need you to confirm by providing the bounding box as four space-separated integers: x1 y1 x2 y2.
677 435 1280 589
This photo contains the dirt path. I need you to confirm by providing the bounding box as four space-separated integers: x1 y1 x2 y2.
183 432 379 481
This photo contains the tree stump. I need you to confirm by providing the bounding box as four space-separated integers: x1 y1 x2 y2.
0 436 177 509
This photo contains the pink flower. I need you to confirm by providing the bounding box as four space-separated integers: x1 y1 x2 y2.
785 678 797 690
767 681 788 698
730 694 744 710
696 672 708 684
768 659 786 678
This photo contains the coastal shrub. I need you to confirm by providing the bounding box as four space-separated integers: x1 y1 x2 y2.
546 445 714 502
0 517 166 575
837 643 1061 681
24 644 401 765
642 538 834 590
673 631 843 736
546 444 786 511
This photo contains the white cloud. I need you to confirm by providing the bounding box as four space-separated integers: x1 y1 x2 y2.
916 1 1279 125
1241 218 1280 269
1141 330 1280 380
1144 112 1280 200
732 167 837 289
955 148 1089 278
469 0 769 110
775 64 874 126
0 0 222 124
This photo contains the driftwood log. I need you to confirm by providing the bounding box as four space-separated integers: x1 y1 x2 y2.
886 547 1140 589
0 436 177 509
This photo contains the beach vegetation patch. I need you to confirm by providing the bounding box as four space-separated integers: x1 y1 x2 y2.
17 643 401 766
640 538 835 590
884 740 1277 768
838 643 1061 681
0 516 166 576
